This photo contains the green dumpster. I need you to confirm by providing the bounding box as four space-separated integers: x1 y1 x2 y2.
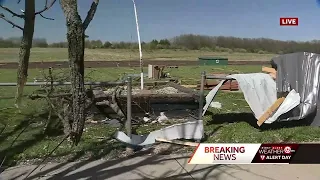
198 57 228 66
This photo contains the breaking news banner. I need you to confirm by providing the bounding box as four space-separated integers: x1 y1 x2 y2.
188 143 320 164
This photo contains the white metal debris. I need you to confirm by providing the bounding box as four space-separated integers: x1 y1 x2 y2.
157 112 168 123
265 89 300 123
143 112 151 122
203 73 301 124
114 119 204 146
210 101 222 109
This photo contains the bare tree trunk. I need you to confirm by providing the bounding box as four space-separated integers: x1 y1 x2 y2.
60 0 86 145
15 0 35 106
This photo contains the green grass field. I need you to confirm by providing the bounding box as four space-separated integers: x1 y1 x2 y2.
1 66 320 167
0 48 275 62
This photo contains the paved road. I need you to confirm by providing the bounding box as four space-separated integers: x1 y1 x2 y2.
0 60 269 69
1 154 319 180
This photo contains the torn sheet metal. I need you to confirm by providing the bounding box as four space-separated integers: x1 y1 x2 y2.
114 119 203 146
271 52 320 126
265 89 300 123
229 73 277 119
210 101 222 109
202 80 225 116
203 73 300 124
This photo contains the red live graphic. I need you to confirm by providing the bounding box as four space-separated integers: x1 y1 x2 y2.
280 17 298 26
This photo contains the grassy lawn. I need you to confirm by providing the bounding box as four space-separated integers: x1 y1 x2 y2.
1 65 320 167
0 48 275 62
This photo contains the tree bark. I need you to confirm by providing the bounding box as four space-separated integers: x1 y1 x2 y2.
15 0 35 106
60 0 86 145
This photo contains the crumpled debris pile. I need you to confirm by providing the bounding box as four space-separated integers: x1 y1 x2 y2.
155 87 179 94
143 112 169 124
103 86 181 96
86 117 122 128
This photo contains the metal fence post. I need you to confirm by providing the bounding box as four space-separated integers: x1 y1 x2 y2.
199 71 206 120
125 76 132 138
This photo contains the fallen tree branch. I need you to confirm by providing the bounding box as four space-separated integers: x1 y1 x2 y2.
29 93 72 100
95 86 125 117
96 100 111 106
0 13 23 30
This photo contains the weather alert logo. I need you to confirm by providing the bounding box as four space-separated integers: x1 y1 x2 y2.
284 146 292 154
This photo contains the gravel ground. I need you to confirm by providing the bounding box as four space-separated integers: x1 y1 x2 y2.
103 86 184 96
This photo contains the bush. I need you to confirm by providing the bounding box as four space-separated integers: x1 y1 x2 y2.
234 48 247 53
216 47 232 52
257 50 268 54
200 47 212 51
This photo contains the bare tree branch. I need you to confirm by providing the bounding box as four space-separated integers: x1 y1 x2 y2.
83 0 99 30
0 13 23 30
39 13 54 20
0 5 24 18
17 0 22 4
35 0 57 15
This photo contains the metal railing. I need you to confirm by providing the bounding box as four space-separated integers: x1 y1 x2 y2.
0 81 126 87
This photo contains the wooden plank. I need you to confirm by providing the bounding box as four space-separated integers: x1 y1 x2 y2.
181 85 197 88
269 72 276 79
257 97 285 127
167 82 198 95
262 66 276 74
155 138 199 147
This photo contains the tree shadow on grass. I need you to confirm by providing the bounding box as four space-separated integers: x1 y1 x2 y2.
0 111 65 169
1 112 282 180
207 112 312 131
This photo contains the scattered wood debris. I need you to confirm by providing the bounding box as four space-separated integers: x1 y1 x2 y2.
196 79 239 91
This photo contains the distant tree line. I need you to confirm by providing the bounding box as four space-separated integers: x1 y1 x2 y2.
0 37 48 48
2 34 320 54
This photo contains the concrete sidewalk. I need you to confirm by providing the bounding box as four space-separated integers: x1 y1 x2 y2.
1 154 320 180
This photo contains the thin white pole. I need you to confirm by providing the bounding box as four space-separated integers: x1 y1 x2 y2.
132 0 144 90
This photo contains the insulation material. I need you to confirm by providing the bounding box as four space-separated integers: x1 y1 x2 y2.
203 73 300 124
271 52 320 126
114 119 203 146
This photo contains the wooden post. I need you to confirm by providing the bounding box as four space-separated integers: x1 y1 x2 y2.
125 76 132 137
199 71 206 120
